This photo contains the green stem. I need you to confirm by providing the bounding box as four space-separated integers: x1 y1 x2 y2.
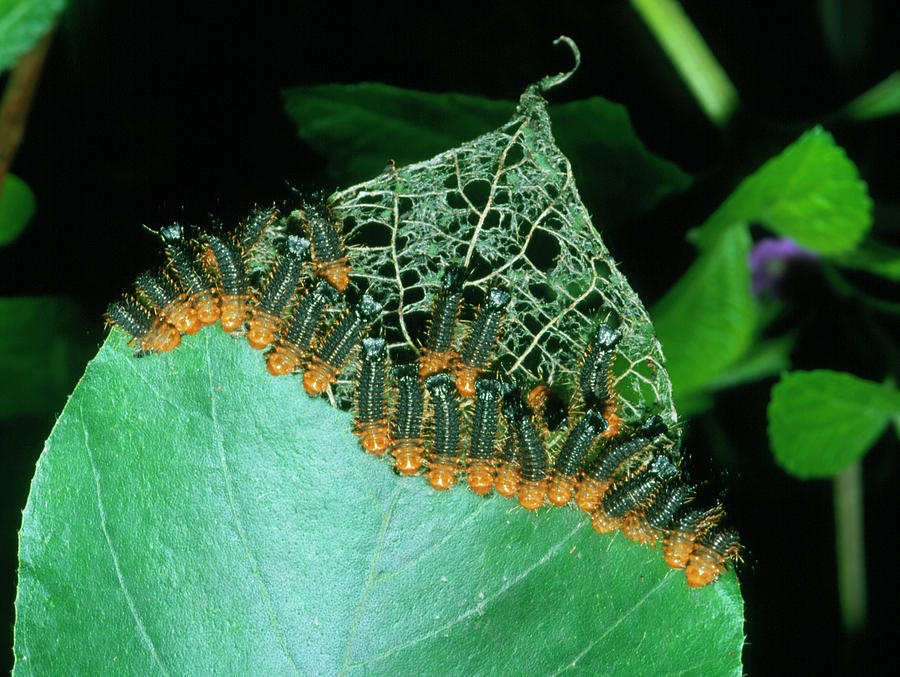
833 461 867 635
630 0 738 126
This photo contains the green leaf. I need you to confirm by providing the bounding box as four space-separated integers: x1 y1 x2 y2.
0 0 65 72
281 84 691 224
0 174 36 246
551 98 692 225
842 71 900 121
768 370 900 478
282 83 512 187
652 224 757 404
0 296 87 420
833 239 900 281
691 127 872 255
15 329 744 675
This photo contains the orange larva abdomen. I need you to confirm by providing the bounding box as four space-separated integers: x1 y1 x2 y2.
355 421 391 455
685 545 725 587
426 460 457 491
314 259 351 293
517 479 547 510
219 294 249 333
392 439 425 476
663 532 696 569
575 477 610 513
246 309 281 350
164 301 200 336
193 290 220 326
142 321 181 353
621 513 657 546
453 364 480 398
494 462 521 498
466 459 495 495
418 350 457 380
590 509 620 534
265 344 303 376
173 300 202 335
303 357 337 395
601 403 622 439
546 474 577 507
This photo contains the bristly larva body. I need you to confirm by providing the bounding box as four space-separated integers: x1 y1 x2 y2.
354 337 391 455
266 281 339 376
160 223 221 327
419 265 466 379
466 378 502 495
204 233 250 333
297 203 351 292
547 409 607 507
135 271 199 336
303 294 382 395
247 236 309 350
454 287 511 398
424 373 461 490
106 296 180 356
390 364 426 475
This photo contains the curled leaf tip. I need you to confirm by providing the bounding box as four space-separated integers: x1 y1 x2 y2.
539 36 581 93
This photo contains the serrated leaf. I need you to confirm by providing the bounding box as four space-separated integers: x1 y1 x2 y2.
0 0 65 72
768 370 900 478
691 127 872 255
282 83 691 224
15 329 744 675
0 174 36 246
652 224 757 404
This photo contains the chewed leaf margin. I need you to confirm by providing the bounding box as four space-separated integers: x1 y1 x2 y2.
328 82 676 437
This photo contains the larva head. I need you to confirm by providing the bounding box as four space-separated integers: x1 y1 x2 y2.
426 460 457 491
442 264 466 292
685 528 740 587
591 324 622 351
356 294 383 323
361 337 387 361
466 459 495 495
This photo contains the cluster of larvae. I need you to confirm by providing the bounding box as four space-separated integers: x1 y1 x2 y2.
106 201 740 588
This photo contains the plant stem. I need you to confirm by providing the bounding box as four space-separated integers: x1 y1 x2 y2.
833 461 867 635
0 29 55 196
630 0 738 126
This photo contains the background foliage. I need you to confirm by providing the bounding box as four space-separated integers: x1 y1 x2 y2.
2 0 899 674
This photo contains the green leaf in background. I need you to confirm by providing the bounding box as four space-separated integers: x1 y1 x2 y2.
0 296 89 420
652 224 757 405
0 0 65 72
691 127 872 255
282 83 512 187
833 239 900 282
282 83 691 225
14 330 744 675
551 98 692 225
0 174 36 246
768 370 900 478
842 71 900 121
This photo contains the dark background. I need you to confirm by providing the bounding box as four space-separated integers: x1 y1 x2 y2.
2 1 899 673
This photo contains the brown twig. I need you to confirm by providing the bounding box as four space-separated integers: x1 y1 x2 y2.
0 29 55 196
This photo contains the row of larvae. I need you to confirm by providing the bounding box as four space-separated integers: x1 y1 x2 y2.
105 202 351 358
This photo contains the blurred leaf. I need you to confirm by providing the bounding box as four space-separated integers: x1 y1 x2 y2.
0 174 36 245
0 0 65 72
652 224 757 405
282 83 691 224
551 98 691 225
704 333 795 392
15 330 745 675
833 239 900 281
691 127 872 255
768 370 900 478
282 83 511 187
0 296 88 420
842 71 900 121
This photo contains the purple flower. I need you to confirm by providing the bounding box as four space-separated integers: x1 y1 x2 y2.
748 237 820 298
